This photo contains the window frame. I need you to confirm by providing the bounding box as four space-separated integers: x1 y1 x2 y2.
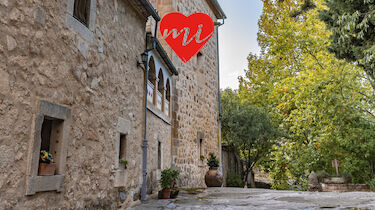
197 131 205 159
157 141 162 169
73 0 91 27
118 134 127 170
114 117 131 187
66 0 97 42
26 100 71 195
146 52 173 124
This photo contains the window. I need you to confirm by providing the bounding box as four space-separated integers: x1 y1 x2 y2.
199 139 203 157
26 100 71 195
165 79 171 116
39 117 64 175
197 51 203 65
197 131 204 161
166 79 171 102
114 117 131 187
156 70 164 111
157 70 164 94
66 0 96 42
157 141 162 169
73 0 91 27
148 56 156 104
119 134 127 169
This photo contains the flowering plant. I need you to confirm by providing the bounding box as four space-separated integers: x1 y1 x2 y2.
40 150 54 164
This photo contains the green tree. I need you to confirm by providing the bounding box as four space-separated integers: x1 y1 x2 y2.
320 0 375 89
221 88 278 188
239 0 375 189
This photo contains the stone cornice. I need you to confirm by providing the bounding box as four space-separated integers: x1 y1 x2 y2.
128 0 160 21
205 0 227 19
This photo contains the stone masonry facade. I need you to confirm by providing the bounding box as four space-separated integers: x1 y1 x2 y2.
151 0 224 188
0 0 225 209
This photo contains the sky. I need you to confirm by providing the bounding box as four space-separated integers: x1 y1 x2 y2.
218 0 263 90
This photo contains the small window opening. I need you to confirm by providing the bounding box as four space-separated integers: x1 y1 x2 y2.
199 139 203 156
148 57 156 85
157 70 164 93
197 52 203 65
40 119 52 151
39 117 63 176
158 141 162 169
73 0 91 27
166 79 171 102
119 134 127 169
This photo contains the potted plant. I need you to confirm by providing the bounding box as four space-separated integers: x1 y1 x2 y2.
204 153 223 187
160 168 179 199
119 158 128 169
200 155 205 161
39 150 56 176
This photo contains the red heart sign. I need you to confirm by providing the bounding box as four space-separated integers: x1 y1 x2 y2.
160 12 214 63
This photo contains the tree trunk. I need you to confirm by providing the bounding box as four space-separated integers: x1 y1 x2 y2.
243 171 248 188
250 169 256 188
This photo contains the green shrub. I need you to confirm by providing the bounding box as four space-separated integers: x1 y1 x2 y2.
369 177 375 190
226 173 243 187
207 153 219 168
160 168 179 189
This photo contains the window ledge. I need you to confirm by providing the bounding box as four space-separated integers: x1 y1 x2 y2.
26 175 65 195
147 104 171 125
198 164 206 168
66 15 94 43
114 170 129 188
156 169 161 181
113 168 127 172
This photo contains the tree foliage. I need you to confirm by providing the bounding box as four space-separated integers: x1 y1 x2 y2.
221 88 279 187
320 0 375 88
239 0 375 189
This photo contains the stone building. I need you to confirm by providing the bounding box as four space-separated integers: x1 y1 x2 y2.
0 0 225 209
149 0 226 188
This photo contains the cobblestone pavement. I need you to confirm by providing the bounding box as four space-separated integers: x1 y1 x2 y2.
128 187 375 209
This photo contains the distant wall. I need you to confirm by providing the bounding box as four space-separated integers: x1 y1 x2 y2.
222 146 241 186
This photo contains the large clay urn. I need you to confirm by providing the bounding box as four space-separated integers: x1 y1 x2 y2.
205 167 223 187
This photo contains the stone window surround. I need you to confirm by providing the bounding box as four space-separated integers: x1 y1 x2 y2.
114 117 131 188
66 0 97 43
197 51 204 65
157 141 163 169
147 54 173 121
26 100 71 195
197 131 205 167
155 137 163 181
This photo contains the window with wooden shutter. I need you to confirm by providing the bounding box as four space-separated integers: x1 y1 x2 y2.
73 0 90 26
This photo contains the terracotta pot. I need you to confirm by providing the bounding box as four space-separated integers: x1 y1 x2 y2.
161 188 171 199
170 189 179 199
39 163 56 176
205 167 223 187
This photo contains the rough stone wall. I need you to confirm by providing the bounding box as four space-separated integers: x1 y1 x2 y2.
222 146 242 186
0 0 152 209
145 111 172 194
154 0 221 188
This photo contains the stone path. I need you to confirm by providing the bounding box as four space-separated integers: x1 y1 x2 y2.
128 187 375 209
